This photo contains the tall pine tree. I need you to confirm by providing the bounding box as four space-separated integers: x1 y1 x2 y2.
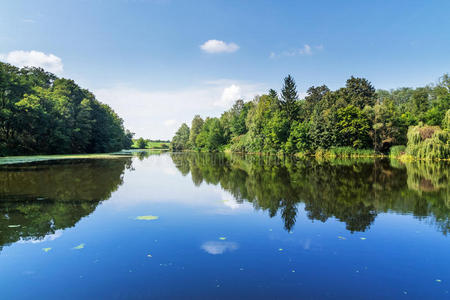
280 75 299 122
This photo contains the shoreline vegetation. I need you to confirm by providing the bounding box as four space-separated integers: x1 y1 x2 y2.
0 62 133 157
130 138 170 150
171 75 450 160
0 149 164 166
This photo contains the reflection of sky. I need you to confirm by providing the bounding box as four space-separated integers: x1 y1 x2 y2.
107 155 254 215
18 230 63 244
1 154 449 299
201 241 239 255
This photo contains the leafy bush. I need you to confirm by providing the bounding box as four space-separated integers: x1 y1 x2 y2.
389 145 406 157
230 134 251 153
406 125 449 160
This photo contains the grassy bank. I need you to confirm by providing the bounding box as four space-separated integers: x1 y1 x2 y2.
131 139 170 150
0 149 154 166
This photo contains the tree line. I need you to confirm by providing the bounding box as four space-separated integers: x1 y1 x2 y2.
0 62 133 156
171 74 450 159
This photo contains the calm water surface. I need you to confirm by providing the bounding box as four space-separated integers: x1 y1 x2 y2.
0 152 449 299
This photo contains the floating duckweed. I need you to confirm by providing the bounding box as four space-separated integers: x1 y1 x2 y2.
73 243 85 250
136 215 159 221
219 237 227 240
42 247 52 252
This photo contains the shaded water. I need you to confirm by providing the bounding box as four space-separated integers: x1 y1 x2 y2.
0 152 448 299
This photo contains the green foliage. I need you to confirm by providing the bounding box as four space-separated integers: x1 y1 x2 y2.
303 85 329 120
344 76 376 108
0 62 132 156
229 133 251 153
336 105 371 148
229 100 250 138
171 73 450 159
370 99 408 152
285 121 311 153
135 137 147 149
280 75 298 122
262 110 290 152
389 145 406 157
195 118 225 151
406 125 449 160
189 115 204 149
443 109 450 130
171 123 190 150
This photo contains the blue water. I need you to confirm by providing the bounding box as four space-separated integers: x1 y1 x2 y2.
0 153 448 299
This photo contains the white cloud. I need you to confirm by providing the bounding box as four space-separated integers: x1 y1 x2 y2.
215 84 241 107
200 39 239 53
94 80 264 139
163 119 176 126
270 44 323 59
0 50 63 74
299 44 312 55
201 241 239 255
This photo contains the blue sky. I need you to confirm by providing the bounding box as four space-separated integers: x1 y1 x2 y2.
1 0 449 139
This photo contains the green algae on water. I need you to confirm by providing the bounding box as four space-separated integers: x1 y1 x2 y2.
73 243 85 250
136 215 159 220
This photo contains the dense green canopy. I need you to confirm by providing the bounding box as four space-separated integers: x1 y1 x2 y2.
172 74 450 159
0 62 133 156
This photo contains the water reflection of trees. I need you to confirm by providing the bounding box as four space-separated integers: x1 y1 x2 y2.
0 158 132 250
170 153 449 234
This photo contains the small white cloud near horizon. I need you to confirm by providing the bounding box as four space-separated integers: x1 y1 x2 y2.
0 50 63 74
163 119 177 127
94 80 265 139
200 40 239 53
270 44 323 59
215 84 242 107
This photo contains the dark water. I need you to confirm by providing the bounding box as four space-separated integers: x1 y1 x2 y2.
0 152 448 299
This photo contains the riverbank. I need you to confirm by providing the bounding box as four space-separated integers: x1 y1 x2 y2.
198 146 450 161
0 149 161 166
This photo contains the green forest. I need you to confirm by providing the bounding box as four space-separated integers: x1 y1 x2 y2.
0 62 133 156
172 75 450 160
